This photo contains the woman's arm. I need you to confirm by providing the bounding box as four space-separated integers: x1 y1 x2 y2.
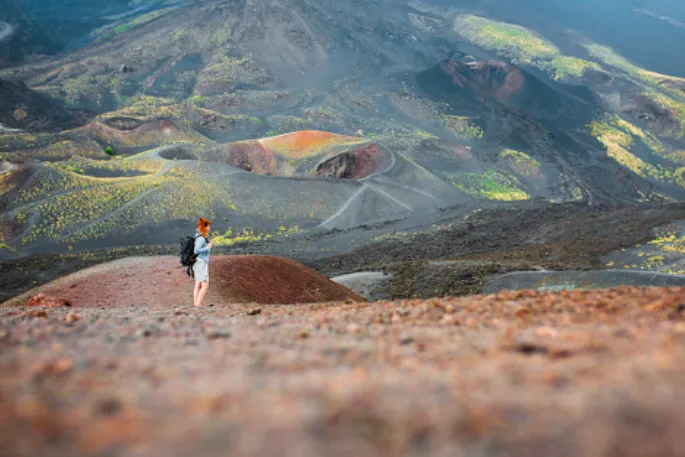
194 236 210 255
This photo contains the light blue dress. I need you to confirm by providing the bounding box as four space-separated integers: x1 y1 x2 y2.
193 232 211 282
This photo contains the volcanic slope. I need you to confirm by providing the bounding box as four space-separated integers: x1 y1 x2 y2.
3 0 685 264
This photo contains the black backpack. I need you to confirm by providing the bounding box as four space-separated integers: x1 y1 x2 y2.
179 234 205 277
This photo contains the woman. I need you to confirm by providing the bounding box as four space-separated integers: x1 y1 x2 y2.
193 217 213 307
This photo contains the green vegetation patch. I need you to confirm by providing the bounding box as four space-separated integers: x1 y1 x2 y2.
96 7 179 41
590 114 673 181
610 229 685 274
15 164 105 204
105 95 183 121
455 15 599 80
213 225 301 247
644 90 685 140
53 157 163 178
446 168 530 201
195 56 253 94
584 44 685 139
499 149 541 176
7 161 241 249
441 115 484 142
23 180 158 244
584 44 639 75
541 56 602 80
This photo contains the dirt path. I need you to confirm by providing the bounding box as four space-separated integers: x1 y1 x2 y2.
2 287 685 456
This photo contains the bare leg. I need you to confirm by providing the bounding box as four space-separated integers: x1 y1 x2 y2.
196 282 209 307
193 281 201 306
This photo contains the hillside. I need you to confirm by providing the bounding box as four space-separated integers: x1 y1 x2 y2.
2 0 685 296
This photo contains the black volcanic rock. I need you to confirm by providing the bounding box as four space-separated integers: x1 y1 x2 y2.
0 79 95 132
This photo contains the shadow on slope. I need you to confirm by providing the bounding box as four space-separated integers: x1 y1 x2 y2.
0 79 96 132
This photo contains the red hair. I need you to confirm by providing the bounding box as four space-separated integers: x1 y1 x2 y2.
197 217 211 238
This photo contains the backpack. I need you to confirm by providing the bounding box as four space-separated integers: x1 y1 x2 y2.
179 234 206 277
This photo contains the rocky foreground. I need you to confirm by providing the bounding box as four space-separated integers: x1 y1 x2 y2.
2 287 685 457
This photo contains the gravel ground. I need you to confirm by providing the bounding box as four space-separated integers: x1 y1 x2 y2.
3 287 685 457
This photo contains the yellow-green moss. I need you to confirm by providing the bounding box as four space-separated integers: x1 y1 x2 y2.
446 169 530 201
441 115 484 141
590 115 673 181
455 15 558 63
499 149 541 176
455 15 599 80
213 225 301 247
544 56 602 80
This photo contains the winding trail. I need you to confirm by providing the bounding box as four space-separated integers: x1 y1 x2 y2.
319 185 369 228
360 149 397 182
373 175 446 204
366 183 413 211
318 148 420 229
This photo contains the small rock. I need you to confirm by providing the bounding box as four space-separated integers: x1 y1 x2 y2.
297 329 310 339
399 333 414 345
135 328 154 338
515 342 548 356
205 328 231 339
247 308 262 316
65 312 81 325
27 293 71 308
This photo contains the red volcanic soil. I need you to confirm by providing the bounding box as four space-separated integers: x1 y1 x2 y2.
315 143 385 179
2 286 685 456
212 140 278 175
444 58 525 104
2 255 365 308
259 130 364 159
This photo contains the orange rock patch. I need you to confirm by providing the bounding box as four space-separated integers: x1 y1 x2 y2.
259 130 365 159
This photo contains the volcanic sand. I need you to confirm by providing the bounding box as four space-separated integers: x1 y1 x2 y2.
2 255 364 308
2 286 685 456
